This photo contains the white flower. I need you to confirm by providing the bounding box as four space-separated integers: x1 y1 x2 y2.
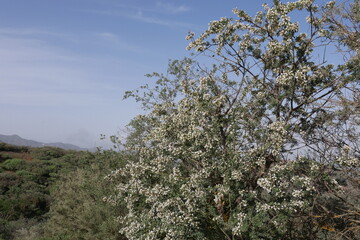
185 32 195 40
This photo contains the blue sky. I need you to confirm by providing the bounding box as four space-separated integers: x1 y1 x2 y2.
0 0 331 148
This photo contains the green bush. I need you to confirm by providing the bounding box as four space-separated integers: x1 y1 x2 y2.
2 159 24 171
15 170 34 181
0 153 12 162
0 218 43 240
0 172 20 193
30 147 65 160
42 150 128 240
0 143 28 153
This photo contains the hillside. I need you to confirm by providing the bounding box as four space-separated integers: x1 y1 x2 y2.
0 134 87 151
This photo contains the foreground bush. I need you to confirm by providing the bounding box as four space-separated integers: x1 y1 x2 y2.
113 0 359 239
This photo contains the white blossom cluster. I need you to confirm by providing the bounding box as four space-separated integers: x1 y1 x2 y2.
336 145 360 167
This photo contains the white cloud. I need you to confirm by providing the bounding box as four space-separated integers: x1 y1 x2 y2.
131 10 189 27
94 32 145 53
79 9 195 29
0 28 78 45
155 1 190 14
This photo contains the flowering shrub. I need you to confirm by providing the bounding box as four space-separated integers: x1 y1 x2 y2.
114 0 359 239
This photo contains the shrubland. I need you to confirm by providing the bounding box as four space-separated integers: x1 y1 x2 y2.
0 143 129 240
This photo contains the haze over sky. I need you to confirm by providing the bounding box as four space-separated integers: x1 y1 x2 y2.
0 0 331 148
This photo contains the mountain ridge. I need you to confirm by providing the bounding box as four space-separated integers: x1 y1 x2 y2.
0 134 89 151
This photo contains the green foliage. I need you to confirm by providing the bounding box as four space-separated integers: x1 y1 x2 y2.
0 171 21 194
0 153 12 163
30 147 65 160
0 143 28 153
0 144 101 240
42 150 128 240
2 159 24 171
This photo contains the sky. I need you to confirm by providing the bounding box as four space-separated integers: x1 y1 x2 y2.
0 0 332 148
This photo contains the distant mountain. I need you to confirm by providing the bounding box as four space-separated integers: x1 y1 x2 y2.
0 134 88 151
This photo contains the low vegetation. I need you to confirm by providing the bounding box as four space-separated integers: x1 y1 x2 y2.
0 143 129 240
